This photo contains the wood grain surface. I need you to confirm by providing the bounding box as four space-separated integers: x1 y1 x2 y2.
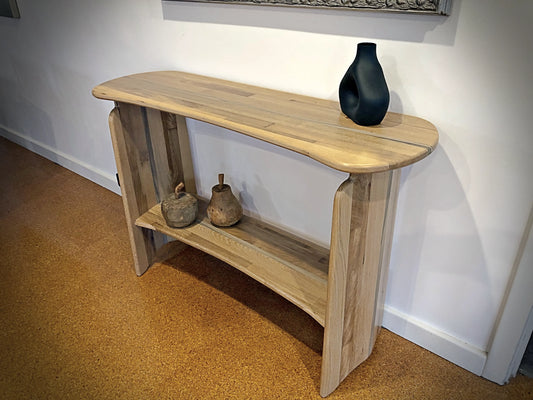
109 103 196 275
136 199 329 326
320 171 400 396
108 106 160 275
93 71 438 173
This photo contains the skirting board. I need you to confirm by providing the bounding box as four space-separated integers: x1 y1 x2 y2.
0 125 120 195
383 305 487 375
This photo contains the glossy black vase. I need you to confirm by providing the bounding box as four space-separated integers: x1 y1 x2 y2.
339 42 389 126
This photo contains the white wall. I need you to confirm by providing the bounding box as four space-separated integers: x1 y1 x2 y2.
1 0 532 379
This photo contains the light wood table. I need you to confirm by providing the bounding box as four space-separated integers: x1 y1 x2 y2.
93 71 438 397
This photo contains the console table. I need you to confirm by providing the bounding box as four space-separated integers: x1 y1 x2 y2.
92 71 438 397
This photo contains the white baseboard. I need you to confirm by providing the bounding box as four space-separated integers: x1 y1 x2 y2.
383 305 487 375
1 125 120 195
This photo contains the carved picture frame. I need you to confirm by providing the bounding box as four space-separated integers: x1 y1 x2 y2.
166 0 451 15
0 0 20 18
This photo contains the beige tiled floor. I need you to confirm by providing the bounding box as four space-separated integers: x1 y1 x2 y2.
1 137 531 399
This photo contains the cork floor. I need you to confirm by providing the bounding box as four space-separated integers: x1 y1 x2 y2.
1 136 532 399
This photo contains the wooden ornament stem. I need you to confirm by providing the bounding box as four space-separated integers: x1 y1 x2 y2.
175 182 185 196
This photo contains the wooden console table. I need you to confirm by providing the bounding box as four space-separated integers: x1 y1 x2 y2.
92 71 438 397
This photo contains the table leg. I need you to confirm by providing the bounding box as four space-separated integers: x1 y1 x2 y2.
108 104 193 275
320 170 400 397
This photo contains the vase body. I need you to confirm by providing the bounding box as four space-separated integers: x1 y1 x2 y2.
339 42 389 126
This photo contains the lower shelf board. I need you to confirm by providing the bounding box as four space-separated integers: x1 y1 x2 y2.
135 200 330 326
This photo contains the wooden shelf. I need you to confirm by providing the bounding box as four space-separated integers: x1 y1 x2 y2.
135 199 329 326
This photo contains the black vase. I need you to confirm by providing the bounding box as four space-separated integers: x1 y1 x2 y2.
339 42 390 126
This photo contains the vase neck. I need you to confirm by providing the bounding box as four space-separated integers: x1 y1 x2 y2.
356 42 377 58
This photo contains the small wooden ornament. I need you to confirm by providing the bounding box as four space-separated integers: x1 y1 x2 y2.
207 174 243 227
161 182 198 228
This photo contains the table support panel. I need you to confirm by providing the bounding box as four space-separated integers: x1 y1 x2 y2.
108 104 195 275
321 170 400 397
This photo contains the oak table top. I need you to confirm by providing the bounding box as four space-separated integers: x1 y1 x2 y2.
92 71 438 174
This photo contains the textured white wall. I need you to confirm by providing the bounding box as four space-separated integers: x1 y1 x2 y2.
1 0 532 373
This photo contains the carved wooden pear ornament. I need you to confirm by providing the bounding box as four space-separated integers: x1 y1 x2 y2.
207 174 243 227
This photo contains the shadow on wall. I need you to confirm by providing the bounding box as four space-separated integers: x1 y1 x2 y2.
161 0 460 45
387 137 493 347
